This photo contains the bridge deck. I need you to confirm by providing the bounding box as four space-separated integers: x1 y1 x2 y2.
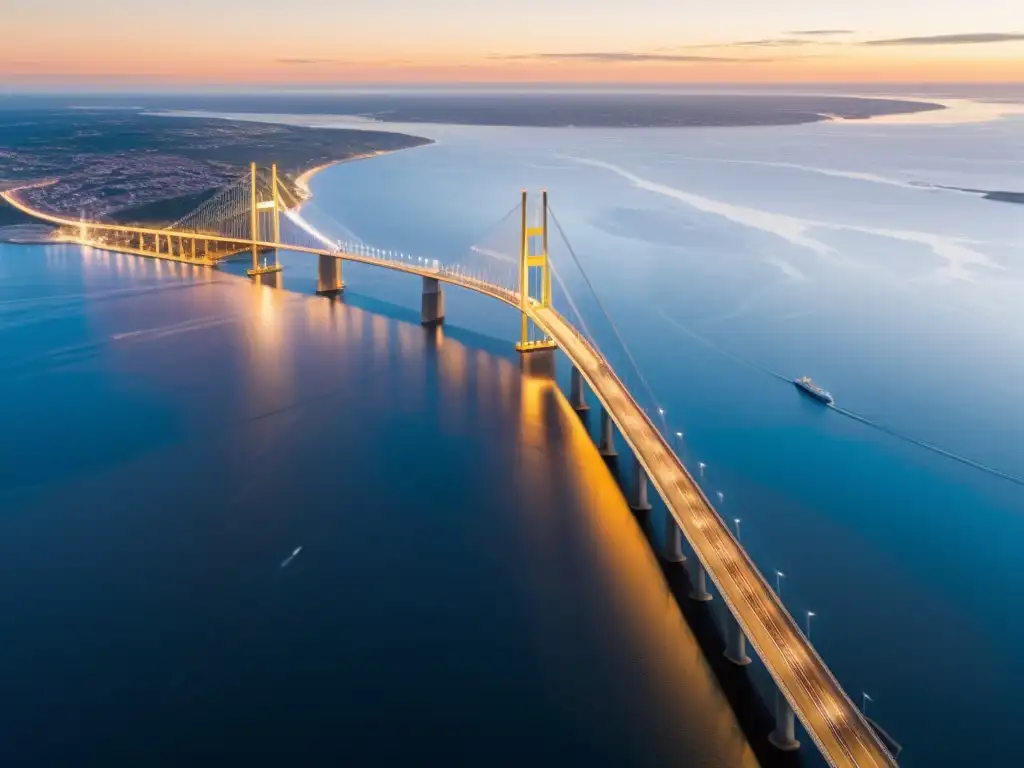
3 187 897 767
530 305 896 768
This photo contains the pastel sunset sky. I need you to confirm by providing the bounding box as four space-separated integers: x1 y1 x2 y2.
3 0 1023 86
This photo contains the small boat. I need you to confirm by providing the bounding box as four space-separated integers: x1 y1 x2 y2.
794 376 834 405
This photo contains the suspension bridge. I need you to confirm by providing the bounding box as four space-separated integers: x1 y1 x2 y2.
1 164 898 768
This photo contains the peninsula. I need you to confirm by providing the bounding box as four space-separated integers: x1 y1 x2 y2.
0 108 431 237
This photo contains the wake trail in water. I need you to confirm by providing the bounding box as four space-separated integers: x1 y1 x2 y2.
828 406 1024 487
112 314 239 342
0 283 225 332
0 281 216 310
658 310 788 381
660 310 1024 488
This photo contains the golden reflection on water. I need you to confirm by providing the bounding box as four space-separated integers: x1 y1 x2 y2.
370 313 390 369
240 280 294 411
436 326 471 428
74 245 218 288
395 321 422 366
350 304 365 346
515 370 760 767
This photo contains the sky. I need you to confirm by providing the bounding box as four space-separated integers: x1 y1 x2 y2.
2 0 1023 86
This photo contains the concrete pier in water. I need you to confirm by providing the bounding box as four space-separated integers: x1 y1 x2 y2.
662 514 686 563
690 561 713 602
630 455 652 512
769 692 801 751
421 276 445 326
316 254 344 296
724 613 752 666
570 366 589 411
599 407 617 457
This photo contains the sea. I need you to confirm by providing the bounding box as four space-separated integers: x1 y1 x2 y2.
2 95 1024 766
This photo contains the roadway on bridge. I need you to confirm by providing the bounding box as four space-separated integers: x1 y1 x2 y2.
532 305 897 768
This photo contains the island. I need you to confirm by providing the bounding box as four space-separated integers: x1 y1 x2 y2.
0 108 432 239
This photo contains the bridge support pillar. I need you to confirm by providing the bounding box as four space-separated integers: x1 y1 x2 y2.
630 455 652 512
421 276 445 326
570 366 589 411
316 254 344 296
599 407 617 457
689 561 712 602
724 612 752 666
769 692 801 751
661 514 686 563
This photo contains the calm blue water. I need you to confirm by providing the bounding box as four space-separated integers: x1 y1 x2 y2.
0 246 757 765
263 110 1023 767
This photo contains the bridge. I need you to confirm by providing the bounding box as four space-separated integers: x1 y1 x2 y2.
2 164 898 768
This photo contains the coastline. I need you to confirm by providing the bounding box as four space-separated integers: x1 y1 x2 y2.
293 142 431 206
0 143 431 240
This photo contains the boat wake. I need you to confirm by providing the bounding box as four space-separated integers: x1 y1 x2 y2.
661 310 1024 488
827 405 1024 487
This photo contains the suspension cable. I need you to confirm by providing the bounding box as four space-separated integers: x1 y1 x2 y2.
549 205 667 428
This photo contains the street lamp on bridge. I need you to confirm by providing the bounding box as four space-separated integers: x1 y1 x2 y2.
806 610 816 640
775 570 785 596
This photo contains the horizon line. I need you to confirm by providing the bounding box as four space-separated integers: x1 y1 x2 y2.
4 80 1024 93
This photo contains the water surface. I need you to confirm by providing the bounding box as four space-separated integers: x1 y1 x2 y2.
0 244 756 766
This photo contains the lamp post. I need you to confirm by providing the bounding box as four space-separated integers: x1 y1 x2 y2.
734 518 741 541
862 693 873 715
806 610 815 640
775 570 785 596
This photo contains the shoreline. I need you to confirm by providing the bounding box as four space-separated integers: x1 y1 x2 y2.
293 143 431 206
0 143 430 241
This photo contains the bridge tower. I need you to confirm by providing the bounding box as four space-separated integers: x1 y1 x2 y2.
515 190 557 353
250 162 259 270
247 162 283 278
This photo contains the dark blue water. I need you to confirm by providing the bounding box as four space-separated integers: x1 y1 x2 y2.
0 244 757 766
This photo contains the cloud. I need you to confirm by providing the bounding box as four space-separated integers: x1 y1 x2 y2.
491 52 775 63
273 57 412 67
787 29 854 36
685 38 838 49
275 57 352 65
731 38 815 47
862 32 1024 46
